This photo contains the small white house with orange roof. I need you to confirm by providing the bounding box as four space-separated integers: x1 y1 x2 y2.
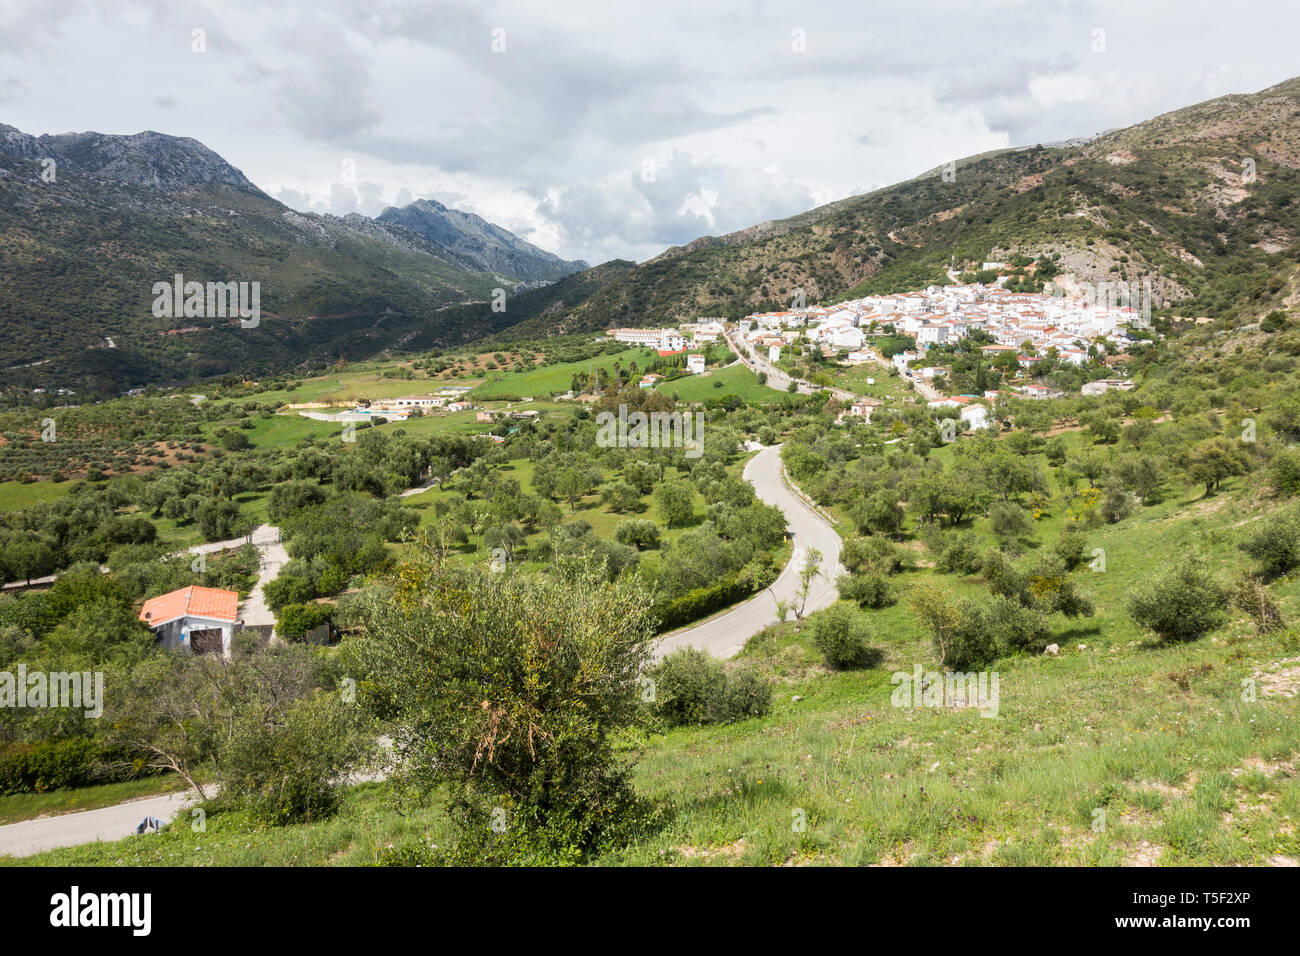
138 585 240 656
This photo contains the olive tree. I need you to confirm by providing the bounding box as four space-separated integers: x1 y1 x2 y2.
349 544 658 862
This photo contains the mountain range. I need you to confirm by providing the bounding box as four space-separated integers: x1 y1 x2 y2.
0 124 584 394
3 76 1300 396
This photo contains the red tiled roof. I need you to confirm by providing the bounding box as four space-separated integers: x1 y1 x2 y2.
139 585 239 626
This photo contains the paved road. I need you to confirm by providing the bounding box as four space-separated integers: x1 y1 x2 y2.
655 444 844 660
238 526 289 631
0 789 209 858
725 328 858 403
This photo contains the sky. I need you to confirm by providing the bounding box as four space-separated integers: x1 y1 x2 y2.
1 0 1298 265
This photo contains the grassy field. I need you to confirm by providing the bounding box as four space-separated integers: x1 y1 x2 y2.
654 364 778 404
471 347 656 399
245 363 477 408
0 477 78 513
16 582 1296 866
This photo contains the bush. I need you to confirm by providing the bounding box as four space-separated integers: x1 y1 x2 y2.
652 576 756 631
1240 510 1300 575
0 737 100 794
276 603 333 642
649 648 724 726
224 692 370 826
614 518 661 550
837 571 896 609
981 595 1050 653
1268 448 1300 497
1233 577 1285 634
1127 556 1230 643
1053 528 1088 570
911 582 999 670
989 502 1033 544
350 553 658 862
936 533 983 574
809 603 878 669
648 648 772 726
841 534 905 575
1100 483 1135 523
718 667 773 723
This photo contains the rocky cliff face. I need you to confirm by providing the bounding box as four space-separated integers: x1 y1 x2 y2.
378 198 588 283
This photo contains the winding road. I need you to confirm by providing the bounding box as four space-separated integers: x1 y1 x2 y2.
0 447 842 857
655 443 844 660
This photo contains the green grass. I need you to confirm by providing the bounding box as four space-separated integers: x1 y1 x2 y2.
471 348 656 399
654 364 778 404
0 477 78 513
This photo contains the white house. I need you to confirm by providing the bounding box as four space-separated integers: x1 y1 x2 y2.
768 345 782 363
692 321 724 344
917 323 949 346
826 326 865 349
686 354 706 374
138 585 240 656
1080 378 1135 396
960 404 991 430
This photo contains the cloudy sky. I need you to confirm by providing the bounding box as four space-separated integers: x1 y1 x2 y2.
2 0 1297 265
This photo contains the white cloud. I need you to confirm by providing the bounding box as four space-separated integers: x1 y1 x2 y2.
1 0 1297 264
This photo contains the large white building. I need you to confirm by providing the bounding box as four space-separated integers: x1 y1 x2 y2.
608 327 686 351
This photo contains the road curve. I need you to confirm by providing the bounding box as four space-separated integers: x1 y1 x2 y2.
655 444 844 660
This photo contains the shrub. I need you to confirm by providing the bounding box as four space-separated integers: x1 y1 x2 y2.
614 518 661 550
837 571 896 609
717 667 773 722
650 648 725 726
1053 528 1088 570
652 576 755 631
936 533 983 574
982 549 1030 604
0 737 99 794
1127 556 1230 643
276 603 333 642
224 692 370 826
1233 577 1285 634
1100 483 1135 523
648 649 772 725
809 603 878 669
989 501 1033 544
841 534 905 575
1025 555 1095 618
1269 448 1300 497
350 553 658 862
1240 510 1300 575
911 582 1000 670
981 594 1050 653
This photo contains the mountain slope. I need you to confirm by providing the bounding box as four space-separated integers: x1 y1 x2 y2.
0 126 571 395
377 198 587 284
490 77 1300 338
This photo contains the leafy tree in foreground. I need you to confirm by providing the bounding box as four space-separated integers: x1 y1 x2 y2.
351 543 659 864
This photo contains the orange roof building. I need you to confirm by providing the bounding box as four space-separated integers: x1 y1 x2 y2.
139 586 240 656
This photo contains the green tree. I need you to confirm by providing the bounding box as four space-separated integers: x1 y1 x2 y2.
350 547 658 863
655 479 695 529
1127 556 1230 643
